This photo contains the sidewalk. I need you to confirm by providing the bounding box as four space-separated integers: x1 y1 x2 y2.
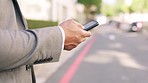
34 40 88 83
34 50 72 83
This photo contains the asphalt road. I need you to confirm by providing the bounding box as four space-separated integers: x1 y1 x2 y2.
45 24 148 83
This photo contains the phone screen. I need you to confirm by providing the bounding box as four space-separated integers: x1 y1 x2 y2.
83 20 99 31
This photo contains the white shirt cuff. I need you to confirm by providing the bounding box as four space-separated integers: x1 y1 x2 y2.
58 26 65 50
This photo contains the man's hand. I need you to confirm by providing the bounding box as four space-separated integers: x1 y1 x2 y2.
59 19 91 51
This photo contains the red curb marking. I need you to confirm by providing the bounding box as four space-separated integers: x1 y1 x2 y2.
59 37 95 83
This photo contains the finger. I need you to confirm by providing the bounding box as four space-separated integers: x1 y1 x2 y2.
71 20 84 29
76 23 83 29
80 38 86 42
64 44 78 51
82 26 85 29
82 30 91 37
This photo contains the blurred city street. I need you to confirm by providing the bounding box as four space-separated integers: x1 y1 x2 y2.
35 24 148 83
1 0 148 83
16 0 148 83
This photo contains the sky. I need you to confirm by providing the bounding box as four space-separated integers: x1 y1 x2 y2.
103 0 133 6
103 0 117 5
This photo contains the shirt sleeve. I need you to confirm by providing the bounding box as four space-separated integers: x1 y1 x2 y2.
58 26 65 50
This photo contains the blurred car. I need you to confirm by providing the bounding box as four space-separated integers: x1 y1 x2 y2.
108 20 121 28
129 22 143 32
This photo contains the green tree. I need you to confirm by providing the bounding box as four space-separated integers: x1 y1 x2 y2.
101 0 132 16
101 3 116 16
116 0 129 13
130 0 148 13
78 0 102 22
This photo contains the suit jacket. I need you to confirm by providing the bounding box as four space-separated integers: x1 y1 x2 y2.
0 0 63 83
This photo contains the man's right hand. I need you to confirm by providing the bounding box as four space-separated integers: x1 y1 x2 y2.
59 19 91 51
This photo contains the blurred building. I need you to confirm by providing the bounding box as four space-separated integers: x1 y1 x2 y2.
18 0 84 23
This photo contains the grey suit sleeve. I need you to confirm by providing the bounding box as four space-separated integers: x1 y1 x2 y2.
0 27 63 71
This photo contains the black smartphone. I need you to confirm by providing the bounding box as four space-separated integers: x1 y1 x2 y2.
83 20 99 31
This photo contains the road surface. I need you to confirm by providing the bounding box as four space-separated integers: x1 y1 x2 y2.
45 24 148 83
